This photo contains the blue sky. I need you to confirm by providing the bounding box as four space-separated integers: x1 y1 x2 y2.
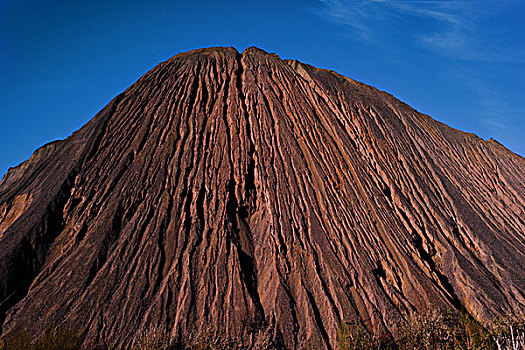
1 0 524 177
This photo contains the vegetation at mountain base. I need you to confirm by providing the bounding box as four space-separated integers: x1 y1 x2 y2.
337 310 525 350
0 323 83 350
1 310 523 349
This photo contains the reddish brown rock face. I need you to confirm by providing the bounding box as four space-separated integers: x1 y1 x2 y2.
0 47 524 349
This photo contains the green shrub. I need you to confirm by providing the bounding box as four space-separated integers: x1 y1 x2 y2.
337 316 395 350
492 318 525 350
450 311 495 350
1 323 83 350
1 330 33 350
337 310 524 350
132 325 178 350
187 326 241 350
396 308 452 349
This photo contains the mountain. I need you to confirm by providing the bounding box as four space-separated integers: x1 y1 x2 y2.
0 47 524 349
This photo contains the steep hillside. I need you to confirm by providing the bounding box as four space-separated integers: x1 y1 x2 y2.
0 47 524 349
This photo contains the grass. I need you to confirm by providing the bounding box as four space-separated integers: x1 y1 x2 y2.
0 311 523 349
337 310 525 350
0 323 83 350
0 324 271 349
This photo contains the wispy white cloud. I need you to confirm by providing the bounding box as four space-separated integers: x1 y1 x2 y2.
445 70 522 149
316 0 522 62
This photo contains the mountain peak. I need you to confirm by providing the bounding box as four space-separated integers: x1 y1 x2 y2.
243 46 268 54
1 47 524 349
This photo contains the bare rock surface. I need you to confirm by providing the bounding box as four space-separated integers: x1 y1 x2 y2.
0 47 524 349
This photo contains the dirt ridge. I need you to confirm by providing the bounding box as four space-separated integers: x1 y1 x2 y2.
0 47 524 349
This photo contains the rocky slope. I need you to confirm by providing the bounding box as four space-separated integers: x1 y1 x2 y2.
0 47 524 349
